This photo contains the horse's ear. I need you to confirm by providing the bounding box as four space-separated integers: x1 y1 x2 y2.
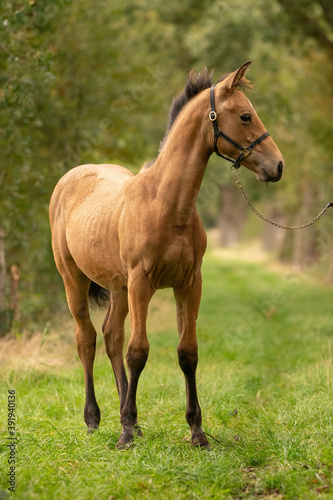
220 60 252 91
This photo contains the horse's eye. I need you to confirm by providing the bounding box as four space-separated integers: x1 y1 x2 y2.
240 114 252 123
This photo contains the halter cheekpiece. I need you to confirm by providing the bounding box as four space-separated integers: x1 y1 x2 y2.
209 84 270 169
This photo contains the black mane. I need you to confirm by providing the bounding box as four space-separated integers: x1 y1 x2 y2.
163 68 214 142
142 68 214 170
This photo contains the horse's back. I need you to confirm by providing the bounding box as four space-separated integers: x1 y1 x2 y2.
49 163 133 289
50 163 133 213
50 164 132 225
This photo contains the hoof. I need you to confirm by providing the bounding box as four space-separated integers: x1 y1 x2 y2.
192 432 210 449
87 426 98 434
116 428 134 450
116 440 134 451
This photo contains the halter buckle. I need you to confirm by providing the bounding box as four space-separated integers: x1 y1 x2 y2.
240 147 251 157
209 111 217 121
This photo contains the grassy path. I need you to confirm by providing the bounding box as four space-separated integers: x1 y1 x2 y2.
0 253 332 499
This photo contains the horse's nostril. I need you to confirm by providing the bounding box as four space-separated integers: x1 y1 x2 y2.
277 161 284 176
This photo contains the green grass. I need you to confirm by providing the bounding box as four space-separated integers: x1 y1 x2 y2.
0 252 332 499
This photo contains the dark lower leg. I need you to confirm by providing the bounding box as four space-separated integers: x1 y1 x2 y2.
84 370 100 431
178 346 209 448
77 327 101 431
117 344 149 448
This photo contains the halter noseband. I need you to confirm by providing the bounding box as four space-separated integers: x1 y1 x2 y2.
209 84 270 170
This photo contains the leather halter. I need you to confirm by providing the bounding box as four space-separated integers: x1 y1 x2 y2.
209 84 270 170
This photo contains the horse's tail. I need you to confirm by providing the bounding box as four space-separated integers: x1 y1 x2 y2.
88 281 110 308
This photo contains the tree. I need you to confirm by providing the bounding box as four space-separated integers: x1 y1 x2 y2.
277 0 333 57
0 1 69 329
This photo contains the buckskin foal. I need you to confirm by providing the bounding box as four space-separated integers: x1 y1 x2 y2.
49 61 284 449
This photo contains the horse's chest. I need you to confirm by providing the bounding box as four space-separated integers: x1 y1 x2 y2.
120 207 207 289
144 238 197 289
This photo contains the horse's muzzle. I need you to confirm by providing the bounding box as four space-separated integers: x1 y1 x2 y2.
263 161 284 183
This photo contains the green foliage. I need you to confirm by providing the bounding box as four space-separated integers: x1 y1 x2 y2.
0 254 332 498
0 0 72 321
277 0 333 56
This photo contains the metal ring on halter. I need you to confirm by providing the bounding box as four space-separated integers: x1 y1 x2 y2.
209 111 217 121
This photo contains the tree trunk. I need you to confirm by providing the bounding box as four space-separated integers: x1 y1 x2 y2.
218 184 247 247
327 253 333 284
262 207 288 253
292 182 318 268
10 264 20 322
0 227 6 310
0 227 12 336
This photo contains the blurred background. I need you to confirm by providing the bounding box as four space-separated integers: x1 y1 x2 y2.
1 0 333 334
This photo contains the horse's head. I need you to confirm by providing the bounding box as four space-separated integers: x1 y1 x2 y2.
212 61 284 182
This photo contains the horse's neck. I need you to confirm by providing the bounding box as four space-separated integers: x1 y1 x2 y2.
148 97 211 225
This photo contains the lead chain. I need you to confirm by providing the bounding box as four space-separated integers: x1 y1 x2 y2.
233 169 333 230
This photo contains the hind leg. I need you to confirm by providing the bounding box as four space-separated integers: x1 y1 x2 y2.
103 291 129 412
63 266 101 432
